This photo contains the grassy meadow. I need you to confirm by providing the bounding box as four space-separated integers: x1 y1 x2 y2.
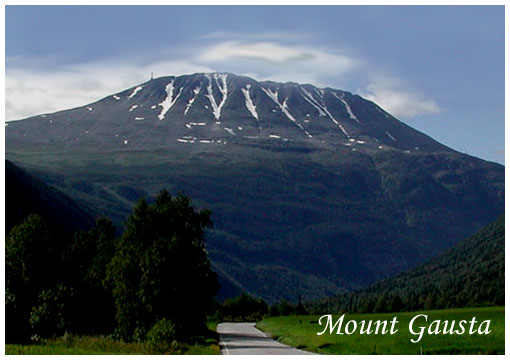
257 307 504 355
5 335 220 355
5 322 220 355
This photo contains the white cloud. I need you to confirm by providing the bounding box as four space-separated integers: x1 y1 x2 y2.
5 60 213 121
5 35 440 121
197 40 361 88
360 77 441 118
200 41 313 64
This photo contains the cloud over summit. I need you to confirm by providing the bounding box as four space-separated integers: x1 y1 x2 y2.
6 35 440 121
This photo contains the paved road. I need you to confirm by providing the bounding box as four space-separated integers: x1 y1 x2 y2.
217 322 314 355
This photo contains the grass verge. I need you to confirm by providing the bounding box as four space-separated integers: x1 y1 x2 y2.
6 328 220 355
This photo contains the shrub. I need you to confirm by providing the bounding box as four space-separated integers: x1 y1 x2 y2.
146 318 179 354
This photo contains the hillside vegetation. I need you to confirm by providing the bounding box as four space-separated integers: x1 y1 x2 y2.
5 159 95 236
313 214 504 313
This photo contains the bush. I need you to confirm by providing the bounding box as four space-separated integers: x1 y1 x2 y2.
146 319 179 354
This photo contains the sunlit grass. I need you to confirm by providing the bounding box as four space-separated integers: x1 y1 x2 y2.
257 307 504 355
6 332 220 355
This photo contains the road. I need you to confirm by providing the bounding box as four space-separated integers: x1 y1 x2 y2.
217 322 314 355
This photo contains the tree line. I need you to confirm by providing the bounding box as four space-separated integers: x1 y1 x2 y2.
214 293 309 322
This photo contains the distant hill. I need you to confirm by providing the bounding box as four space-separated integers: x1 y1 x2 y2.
6 159 95 236
315 214 505 313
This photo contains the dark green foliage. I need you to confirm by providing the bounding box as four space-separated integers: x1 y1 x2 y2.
146 319 179 354
5 159 95 237
218 293 269 321
5 181 218 347
62 218 117 335
215 293 310 321
29 284 72 342
6 215 54 293
106 190 219 341
6 215 58 343
312 214 505 313
6 215 117 342
278 300 294 316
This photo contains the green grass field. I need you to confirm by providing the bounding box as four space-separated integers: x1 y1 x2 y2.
5 322 220 355
257 307 504 355
6 337 220 355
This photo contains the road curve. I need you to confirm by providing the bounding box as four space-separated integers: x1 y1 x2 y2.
217 322 314 355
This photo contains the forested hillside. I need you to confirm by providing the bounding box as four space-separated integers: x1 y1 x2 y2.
6 159 95 236
315 214 504 313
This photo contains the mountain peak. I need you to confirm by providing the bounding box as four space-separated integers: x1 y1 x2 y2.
6 72 449 155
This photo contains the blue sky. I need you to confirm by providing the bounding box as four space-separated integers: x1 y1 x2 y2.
5 5 505 164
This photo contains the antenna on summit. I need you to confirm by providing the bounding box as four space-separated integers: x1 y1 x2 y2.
151 72 154 80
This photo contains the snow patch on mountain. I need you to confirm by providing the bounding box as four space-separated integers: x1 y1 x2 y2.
224 127 236 136
205 73 228 120
301 87 349 138
386 131 397 141
261 87 312 138
185 86 201 115
332 92 359 123
128 86 143 99
241 84 259 121
158 80 183 120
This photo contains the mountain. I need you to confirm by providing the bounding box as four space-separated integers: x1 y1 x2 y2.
5 159 95 236
6 72 448 153
6 72 504 302
314 213 504 313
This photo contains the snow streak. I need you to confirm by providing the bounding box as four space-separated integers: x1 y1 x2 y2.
301 87 350 138
205 74 228 120
128 86 143 99
241 84 259 121
386 131 397 141
332 92 359 123
261 87 312 138
184 86 201 115
224 127 236 136
158 80 183 120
